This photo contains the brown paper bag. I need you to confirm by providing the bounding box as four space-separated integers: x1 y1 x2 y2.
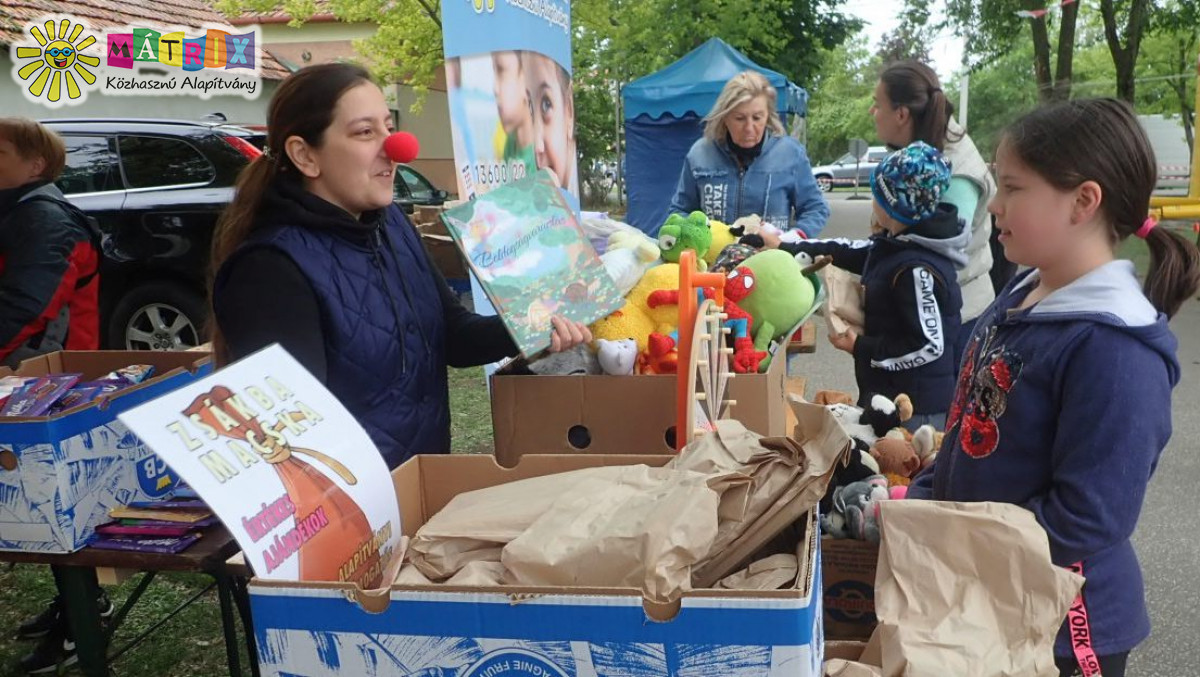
395 564 434 586
869 501 1084 677
715 553 798 590
409 465 639 580
446 561 507 587
671 420 803 554
502 468 720 602
823 264 865 336
692 396 852 587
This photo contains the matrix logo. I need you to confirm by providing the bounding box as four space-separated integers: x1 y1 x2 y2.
11 18 101 105
10 15 263 108
472 0 497 12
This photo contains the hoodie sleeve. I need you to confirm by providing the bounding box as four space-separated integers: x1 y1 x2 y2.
788 146 831 238
669 155 700 218
853 265 947 370
1022 327 1173 566
907 460 936 499
778 238 872 274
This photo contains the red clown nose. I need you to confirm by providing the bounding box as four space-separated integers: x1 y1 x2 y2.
384 132 420 163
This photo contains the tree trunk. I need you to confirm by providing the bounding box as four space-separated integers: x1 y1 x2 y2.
1029 6 1054 103
1100 0 1152 103
1173 35 1197 155
1051 0 1080 102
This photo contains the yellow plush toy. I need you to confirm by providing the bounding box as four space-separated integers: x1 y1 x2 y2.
590 301 656 353
626 262 682 332
705 219 739 267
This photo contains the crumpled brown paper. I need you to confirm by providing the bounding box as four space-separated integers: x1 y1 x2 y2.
830 501 1084 677
446 560 507 587
715 553 798 590
823 264 865 336
395 564 434 586
502 467 721 602
691 396 852 588
409 465 636 580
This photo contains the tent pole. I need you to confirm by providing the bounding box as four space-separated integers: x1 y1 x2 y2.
616 80 624 207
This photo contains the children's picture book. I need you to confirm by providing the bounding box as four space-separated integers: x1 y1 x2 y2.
108 507 213 524
118 344 403 588
90 533 202 554
439 169 624 356
2 374 82 417
97 523 195 538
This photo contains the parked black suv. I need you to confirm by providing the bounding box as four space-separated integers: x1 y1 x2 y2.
393 164 449 213
41 118 262 351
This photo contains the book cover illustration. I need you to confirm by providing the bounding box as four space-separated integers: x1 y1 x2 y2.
118 344 402 587
440 169 623 356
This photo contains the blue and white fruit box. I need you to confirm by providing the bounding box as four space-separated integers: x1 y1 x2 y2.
0 350 210 554
247 453 826 677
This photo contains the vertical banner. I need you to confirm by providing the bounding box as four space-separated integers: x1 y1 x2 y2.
442 0 576 201
442 0 577 386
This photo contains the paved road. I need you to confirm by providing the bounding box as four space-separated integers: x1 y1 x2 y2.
799 194 1200 673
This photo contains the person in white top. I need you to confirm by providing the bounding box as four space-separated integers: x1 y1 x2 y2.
870 60 1014 361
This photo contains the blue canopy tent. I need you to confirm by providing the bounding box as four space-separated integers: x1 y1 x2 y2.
623 38 808 234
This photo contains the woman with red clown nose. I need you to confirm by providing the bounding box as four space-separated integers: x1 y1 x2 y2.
210 63 590 470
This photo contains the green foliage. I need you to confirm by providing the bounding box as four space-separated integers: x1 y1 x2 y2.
804 35 881 164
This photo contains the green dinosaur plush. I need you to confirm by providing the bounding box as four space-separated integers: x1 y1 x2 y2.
658 211 713 270
737 249 818 354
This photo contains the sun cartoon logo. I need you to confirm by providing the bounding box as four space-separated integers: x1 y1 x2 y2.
12 18 100 106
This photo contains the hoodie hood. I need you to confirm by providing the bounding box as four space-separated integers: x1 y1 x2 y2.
892 203 971 270
1008 260 1180 384
259 175 384 241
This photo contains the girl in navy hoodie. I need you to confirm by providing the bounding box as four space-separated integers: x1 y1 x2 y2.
908 99 1200 676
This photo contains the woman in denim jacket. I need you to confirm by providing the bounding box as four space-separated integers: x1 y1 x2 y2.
669 70 830 238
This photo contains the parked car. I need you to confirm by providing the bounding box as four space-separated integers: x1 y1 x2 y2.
811 146 889 192
42 118 262 351
393 164 449 213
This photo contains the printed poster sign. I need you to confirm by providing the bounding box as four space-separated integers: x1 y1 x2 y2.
118 345 402 587
442 0 577 201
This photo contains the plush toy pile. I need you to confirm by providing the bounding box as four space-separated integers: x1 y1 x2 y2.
527 212 824 377
812 390 944 543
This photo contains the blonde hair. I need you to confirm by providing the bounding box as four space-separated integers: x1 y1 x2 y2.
0 117 66 181
703 71 785 143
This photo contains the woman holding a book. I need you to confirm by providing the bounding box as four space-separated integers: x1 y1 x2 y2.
208 63 590 470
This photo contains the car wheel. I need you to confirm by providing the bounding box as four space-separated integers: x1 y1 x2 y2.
815 175 833 193
109 282 207 351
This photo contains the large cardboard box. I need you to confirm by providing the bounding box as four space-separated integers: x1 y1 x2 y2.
0 351 210 553
490 352 790 463
820 538 880 640
250 453 827 677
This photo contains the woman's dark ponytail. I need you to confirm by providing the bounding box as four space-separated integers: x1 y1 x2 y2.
879 60 957 151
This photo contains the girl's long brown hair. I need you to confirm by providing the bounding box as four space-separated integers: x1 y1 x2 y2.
879 60 960 151
208 63 373 364
1003 98 1200 318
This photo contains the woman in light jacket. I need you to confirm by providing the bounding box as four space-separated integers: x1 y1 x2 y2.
670 70 830 238
870 60 1011 357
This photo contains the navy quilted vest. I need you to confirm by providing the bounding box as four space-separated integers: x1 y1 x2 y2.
857 238 963 415
241 205 449 468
